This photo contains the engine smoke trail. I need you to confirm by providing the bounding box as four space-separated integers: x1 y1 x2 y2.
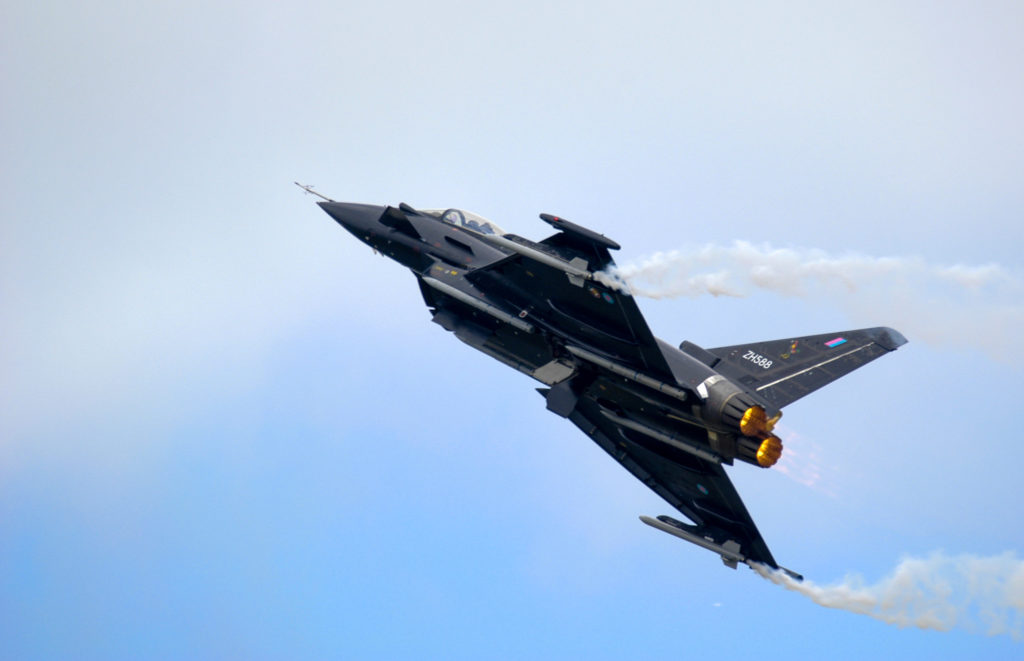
594 242 1024 363
752 553 1024 638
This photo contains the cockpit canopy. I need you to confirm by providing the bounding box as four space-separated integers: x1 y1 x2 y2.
424 208 506 236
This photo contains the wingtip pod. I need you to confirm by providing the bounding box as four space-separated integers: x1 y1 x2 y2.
539 212 621 251
747 561 804 582
639 515 745 569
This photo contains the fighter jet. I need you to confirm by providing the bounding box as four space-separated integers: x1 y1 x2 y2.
300 183 907 579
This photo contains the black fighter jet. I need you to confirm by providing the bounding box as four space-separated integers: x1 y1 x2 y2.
301 183 907 579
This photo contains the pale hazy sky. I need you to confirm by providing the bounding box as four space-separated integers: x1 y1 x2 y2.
3 2 1023 659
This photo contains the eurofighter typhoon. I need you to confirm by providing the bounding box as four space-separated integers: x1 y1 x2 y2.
299 183 907 579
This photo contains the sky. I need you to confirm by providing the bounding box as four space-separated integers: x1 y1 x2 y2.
2 1 1023 659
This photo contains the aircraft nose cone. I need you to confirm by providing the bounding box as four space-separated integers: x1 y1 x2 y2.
318 201 386 236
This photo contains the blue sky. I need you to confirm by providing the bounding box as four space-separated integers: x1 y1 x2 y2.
2 2 1022 659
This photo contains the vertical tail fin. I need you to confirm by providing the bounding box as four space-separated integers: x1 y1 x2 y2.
702 327 907 408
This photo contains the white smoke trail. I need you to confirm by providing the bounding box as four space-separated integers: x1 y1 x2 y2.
596 242 1018 299
595 242 1024 363
753 553 1024 638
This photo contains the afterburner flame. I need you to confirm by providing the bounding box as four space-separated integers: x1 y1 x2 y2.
756 436 783 467
739 405 768 437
